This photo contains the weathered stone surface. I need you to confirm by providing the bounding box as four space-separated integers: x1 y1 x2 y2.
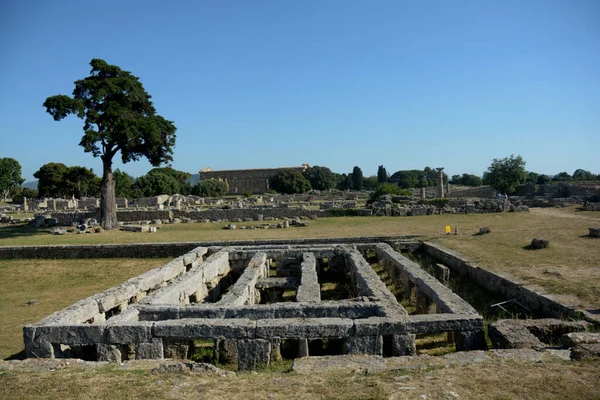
237 339 271 370
344 335 383 355
153 319 255 339
390 334 416 356
255 318 353 339
216 339 238 364
136 339 164 360
106 324 153 344
33 325 104 346
488 320 542 349
561 332 600 348
571 343 600 360
25 340 54 358
164 340 193 359
454 329 487 351
97 344 122 363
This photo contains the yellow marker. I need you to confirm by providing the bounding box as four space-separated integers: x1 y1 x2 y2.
445 226 451 234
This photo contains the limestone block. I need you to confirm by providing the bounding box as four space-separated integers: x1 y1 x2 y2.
270 338 282 362
391 334 416 356
25 340 54 358
37 298 100 325
561 332 600 348
105 323 153 344
296 284 321 302
407 314 483 335
183 252 197 266
216 339 238 364
97 344 122 363
153 318 255 339
297 338 309 357
344 335 383 355
571 343 600 360
237 339 271 371
255 318 353 339
136 339 164 359
164 340 193 359
455 329 488 351
34 324 104 346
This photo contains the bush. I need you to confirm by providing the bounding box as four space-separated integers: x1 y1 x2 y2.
367 183 412 204
192 179 229 197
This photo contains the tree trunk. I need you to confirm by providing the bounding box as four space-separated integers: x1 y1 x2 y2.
100 157 118 230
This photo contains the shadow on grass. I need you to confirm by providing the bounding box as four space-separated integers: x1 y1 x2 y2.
4 350 25 361
0 224 44 241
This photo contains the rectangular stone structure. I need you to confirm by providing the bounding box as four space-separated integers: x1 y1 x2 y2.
23 240 488 370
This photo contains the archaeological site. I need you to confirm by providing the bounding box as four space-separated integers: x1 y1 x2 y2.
21 236 598 371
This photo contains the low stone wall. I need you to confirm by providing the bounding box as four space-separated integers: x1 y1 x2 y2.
0 236 422 260
47 208 329 226
422 242 583 320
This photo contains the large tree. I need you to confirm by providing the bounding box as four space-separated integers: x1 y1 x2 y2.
34 163 100 198
351 166 364 191
269 169 311 194
377 165 388 183
43 59 176 229
34 162 69 198
303 166 336 191
0 158 25 202
483 154 527 195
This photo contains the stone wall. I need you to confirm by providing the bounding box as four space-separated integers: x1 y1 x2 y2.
47 208 328 226
422 242 587 321
200 166 307 194
0 236 423 259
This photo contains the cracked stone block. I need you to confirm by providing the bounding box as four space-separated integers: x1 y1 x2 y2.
488 321 544 349
237 339 271 371
571 343 600 360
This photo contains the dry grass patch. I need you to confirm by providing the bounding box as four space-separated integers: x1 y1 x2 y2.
0 258 170 359
0 359 598 399
435 207 600 309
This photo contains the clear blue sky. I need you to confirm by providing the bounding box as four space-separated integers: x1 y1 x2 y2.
1 0 599 182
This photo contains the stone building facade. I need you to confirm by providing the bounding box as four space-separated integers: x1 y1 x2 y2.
199 165 309 194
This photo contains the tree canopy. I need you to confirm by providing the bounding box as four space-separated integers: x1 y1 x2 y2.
450 173 482 187
389 167 448 189
377 165 388 183
482 154 527 194
0 158 25 202
132 171 180 198
34 163 100 198
351 166 363 191
192 179 229 197
43 58 176 229
303 166 336 191
269 169 311 194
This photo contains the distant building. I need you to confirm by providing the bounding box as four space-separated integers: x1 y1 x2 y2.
199 164 309 194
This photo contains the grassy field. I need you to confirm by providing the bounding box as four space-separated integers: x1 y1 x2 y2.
0 258 170 360
1 358 599 399
0 207 599 398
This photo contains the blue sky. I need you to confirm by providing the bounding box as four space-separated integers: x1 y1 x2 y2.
1 0 598 182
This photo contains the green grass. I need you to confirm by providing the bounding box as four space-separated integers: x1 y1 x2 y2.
0 258 170 359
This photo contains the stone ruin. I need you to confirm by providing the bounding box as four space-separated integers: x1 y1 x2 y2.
24 241 485 370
